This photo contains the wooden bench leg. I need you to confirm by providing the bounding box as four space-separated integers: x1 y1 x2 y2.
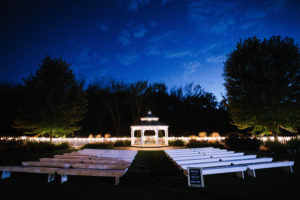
115 177 120 186
1 171 11 179
236 171 245 179
283 166 293 173
48 174 55 183
247 169 256 178
61 175 68 183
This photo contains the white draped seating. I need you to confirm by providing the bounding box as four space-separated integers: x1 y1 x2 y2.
0 149 137 186
165 148 294 188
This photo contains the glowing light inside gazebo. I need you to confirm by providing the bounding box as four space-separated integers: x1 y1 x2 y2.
130 110 168 147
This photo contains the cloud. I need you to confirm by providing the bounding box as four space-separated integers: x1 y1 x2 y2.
132 25 147 38
186 0 282 34
240 21 260 30
146 46 160 56
165 50 193 59
98 57 110 65
149 20 157 27
187 1 238 34
182 61 201 76
205 55 225 63
78 48 91 63
98 24 109 31
149 31 174 43
118 30 131 46
265 0 287 13
145 31 174 56
161 0 173 6
66 39 75 45
117 0 151 12
117 53 140 66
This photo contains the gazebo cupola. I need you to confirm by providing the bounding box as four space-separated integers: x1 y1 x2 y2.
130 110 169 147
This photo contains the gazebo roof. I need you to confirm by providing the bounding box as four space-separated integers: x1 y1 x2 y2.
131 110 168 127
131 121 168 126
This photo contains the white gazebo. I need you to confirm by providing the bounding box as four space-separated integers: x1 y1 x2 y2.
130 111 169 147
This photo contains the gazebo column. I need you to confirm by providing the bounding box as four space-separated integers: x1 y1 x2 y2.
155 127 159 147
165 128 169 146
141 127 144 147
131 127 134 146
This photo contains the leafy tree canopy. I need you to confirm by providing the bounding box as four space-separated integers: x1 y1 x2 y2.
14 56 87 140
224 36 300 137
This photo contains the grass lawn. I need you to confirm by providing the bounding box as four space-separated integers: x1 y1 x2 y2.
0 149 298 200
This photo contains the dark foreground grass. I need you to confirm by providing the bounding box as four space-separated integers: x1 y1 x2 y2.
0 150 298 200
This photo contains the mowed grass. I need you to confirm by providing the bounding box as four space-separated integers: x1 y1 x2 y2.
0 150 298 200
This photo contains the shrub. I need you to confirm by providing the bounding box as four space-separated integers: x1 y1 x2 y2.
114 140 131 147
264 140 287 153
286 138 300 149
25 141 55 151
0 138 70 152
56 142 71 149
82 142 113 149
209 132 220 137
187 139 224 148
168 140 185 146
225 134 261 151
198 132 207 137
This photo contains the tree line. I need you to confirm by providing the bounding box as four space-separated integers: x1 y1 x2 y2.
0 57 234 138
1 36 299 139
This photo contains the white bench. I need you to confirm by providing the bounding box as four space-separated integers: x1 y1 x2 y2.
56 168 126 185
172 155 212 161
210 153 244 157
231 158 273 165
177 158 220 165
247 161 294 177
0 166 57 182
188 165 247 188
203 151 236 155
220 155 257 161
181 157 273 170
39 158 130 165
183 161 232 170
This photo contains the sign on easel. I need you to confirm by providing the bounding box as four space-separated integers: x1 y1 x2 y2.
188 167 204 187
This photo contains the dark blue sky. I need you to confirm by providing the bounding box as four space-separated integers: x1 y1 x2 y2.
1 0 300 100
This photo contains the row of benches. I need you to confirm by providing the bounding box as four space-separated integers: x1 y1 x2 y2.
165 147 294 188
0 149 137 185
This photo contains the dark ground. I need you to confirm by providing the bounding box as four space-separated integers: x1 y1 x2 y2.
0 150 298 200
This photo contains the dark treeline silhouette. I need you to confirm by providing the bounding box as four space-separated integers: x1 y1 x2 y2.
0 78 236 137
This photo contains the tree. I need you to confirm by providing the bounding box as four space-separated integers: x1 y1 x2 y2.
0 83 23 136
224 36 300 138
14 56 87 142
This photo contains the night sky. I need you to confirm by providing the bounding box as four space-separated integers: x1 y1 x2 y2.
1 0 300 100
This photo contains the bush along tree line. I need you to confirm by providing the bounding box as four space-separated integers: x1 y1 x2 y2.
0 35 299 139
224 36 300 139
0 138 70 152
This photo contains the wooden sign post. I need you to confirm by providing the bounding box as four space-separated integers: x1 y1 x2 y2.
188 167 204 188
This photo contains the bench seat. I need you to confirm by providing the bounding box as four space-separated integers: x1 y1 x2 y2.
172 156 212 161
56 168 127 185
210 153 244 157
247 161 294 177
201 165 247 176
231 158 273 165
40 158 130 165
177 158 220 165
22 161 71 168
220 155 256 161
182 161 232 170
187 165 247 187
0 166 58 182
